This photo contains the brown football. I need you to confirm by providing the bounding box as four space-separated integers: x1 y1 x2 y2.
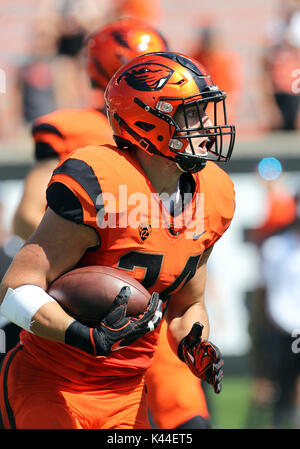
47 266 150 327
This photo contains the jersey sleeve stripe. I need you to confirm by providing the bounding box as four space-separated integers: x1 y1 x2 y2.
46 182 84 224
32 122 64 138
52 158 105 221
35 141 59 160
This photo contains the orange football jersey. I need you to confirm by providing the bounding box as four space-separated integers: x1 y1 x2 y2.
20 144 235 380
32 108 114 161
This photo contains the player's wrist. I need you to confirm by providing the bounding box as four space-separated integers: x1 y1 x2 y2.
65 320 95 355
64 320 110 356
0 285 55 332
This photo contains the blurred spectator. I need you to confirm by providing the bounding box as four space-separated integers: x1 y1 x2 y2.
18 58 57 123
111 0 163 24
246 178 300 428
257 203 300 428
16 0 164 124
191 26 243 123
266 0 299 46
16 0 114 123
246 178 297 246
287 9 300 49
262 3 300 131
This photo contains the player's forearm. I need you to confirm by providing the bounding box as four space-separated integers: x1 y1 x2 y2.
0 245 74 344
0 280 74 344
166 301 209 356
30 301 74 343
0 245 47 301
2 208 100 347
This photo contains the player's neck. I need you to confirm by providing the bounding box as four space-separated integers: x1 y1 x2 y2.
134 149 181 196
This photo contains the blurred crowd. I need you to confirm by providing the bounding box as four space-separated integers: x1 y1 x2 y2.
0 0 300 145
0 0 300 430
245 171 300 429
262 0 300 131
0 0 163 142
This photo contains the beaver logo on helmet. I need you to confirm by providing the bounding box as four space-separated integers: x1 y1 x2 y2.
118 63 174 91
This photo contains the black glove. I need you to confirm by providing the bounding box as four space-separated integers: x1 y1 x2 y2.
65 286 163 356
177 322 224 393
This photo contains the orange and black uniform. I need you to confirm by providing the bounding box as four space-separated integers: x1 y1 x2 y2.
32 108 114 161
145 320 211 428
0 145 235 428
30 106 218 429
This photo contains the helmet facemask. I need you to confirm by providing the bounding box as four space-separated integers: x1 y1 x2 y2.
130 89 235 173
168 91 236 172
105 52 236 173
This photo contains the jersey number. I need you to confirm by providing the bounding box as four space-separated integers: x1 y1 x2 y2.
117 251 202 298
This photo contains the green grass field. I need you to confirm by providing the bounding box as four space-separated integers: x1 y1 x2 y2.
206 376 258 429
206 376 293 429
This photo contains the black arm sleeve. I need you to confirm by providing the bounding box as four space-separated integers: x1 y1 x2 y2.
32 122 64 161
46 182 84 224
35 141 59 161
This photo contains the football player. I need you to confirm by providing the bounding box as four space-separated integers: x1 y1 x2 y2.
0 51 235 429
13 18 168 240
9 19 213 430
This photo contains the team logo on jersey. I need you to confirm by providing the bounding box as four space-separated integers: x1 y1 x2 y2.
138 222 152 242
118 63 174 91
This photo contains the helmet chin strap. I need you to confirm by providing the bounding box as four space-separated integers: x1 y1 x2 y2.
149 145 206 173
168 138 206 173
175 154 207 173
114 114 206 173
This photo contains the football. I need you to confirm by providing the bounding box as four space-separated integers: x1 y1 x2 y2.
47 265 150 327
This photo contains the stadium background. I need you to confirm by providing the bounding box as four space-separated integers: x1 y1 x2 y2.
0 0 299 429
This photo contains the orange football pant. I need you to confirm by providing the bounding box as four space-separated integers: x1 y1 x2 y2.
0 343 150 429
145 320 209 428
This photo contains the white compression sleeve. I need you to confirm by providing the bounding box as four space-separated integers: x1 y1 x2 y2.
0 285 55 332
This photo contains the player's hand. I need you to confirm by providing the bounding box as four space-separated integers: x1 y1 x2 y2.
65 286 163 356
93 286 163 355
177 322 224 394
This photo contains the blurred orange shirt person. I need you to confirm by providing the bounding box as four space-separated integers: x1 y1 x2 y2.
248 179 297 245
113 0 163 24
192 27 243 122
